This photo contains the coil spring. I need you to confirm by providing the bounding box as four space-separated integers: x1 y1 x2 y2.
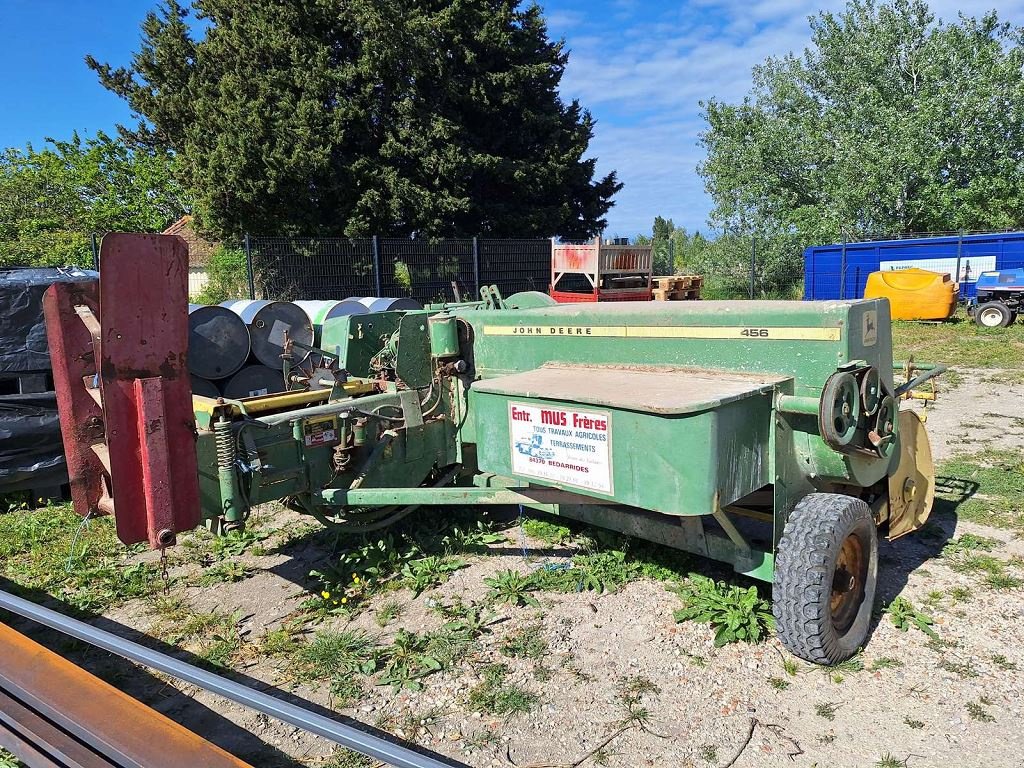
214 419 234 469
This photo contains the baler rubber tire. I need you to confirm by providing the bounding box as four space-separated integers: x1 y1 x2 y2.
773 493 877 665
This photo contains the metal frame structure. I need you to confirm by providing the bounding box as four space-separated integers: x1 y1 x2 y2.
549 237 653 302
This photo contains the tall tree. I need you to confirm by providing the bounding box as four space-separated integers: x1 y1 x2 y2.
0 132 187 267
699 0 1024 244
87 0 620 241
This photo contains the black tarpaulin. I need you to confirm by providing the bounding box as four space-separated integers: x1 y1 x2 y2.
0 393 66 491
0 266 97 373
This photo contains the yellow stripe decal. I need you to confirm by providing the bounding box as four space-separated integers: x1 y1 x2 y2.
483 325 841 341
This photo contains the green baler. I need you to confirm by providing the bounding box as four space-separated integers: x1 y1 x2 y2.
46 237 942 665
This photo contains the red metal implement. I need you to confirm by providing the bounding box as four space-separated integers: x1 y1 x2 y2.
44 233 200 547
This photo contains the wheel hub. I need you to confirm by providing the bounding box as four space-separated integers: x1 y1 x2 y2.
830 534 866 633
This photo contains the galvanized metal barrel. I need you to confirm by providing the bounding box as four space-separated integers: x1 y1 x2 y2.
187 304 250 379
190 375 221 399
221 300 314 368
222 365 287 399
294 300 368 345
348 296 423 312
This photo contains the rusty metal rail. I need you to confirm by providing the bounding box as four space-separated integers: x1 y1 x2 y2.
0 590 467 768
0 621 254 768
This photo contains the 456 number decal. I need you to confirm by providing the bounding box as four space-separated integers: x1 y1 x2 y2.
740 328 770 337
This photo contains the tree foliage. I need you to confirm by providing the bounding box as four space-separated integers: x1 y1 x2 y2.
87 0 621 242
638 217 803 299
699 0 1024 244
0 132 186 267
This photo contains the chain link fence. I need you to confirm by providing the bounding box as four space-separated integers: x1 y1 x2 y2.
248 236 550 304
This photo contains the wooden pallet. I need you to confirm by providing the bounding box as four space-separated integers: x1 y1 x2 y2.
652 286 701 302
652 275 703 292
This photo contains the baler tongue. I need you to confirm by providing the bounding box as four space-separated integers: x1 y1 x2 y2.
44 233 200 548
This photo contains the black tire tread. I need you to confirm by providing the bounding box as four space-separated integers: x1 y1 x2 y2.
773 493 876 665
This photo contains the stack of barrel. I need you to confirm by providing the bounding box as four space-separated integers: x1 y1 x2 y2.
188 297 421 399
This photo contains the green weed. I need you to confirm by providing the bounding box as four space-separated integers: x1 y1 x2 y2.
261 626 299 657
768 677 790 690
375 598 405 627
376 629 442 691
484 569 541 608
671 575 774 646
463 728 502 752
942 533 1000 556
521 517 571 544
400 555 468 596
500 623 548 659
699 745 718 764
992 654 1018 671
815 702 839 721
329 676 365 708
885 597 938 639
296 630 377 677
322 748 375 768
0 748 23 768
938 658 979 678
205 528 270 560
966 699 995 722
876 754 907 768
468 663 538 717
870 657 903 671
949 586 972 603
984 572 1024 589
198 560 253 585
903 717 924 729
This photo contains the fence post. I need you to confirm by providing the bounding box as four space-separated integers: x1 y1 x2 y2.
749 236 756 299
244 233 255 300
90 233 99 270
472 237 480 295
372 235 382 296
839 239 847 299
955 229 963 284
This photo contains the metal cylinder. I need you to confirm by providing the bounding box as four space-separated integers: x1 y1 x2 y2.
293 300 368 345
347 296 423 313
190 375 221 399
222 365 286 400
428 312 460 358
188 304 250 379
221 300 314 368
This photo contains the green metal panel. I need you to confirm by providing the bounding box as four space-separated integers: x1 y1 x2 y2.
455 300 893 395
471 388 773 517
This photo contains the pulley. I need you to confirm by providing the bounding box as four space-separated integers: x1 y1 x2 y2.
819 371 860 449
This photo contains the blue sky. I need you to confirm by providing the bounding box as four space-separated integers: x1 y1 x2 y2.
2 0 1021 237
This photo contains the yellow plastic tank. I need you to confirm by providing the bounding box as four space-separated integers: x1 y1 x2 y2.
863 268 958 321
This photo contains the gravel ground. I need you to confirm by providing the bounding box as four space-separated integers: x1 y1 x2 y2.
12 366 1024 768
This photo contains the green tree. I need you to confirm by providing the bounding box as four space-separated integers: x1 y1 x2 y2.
87 0 621 241
699 0 1024 244
0 132 187 267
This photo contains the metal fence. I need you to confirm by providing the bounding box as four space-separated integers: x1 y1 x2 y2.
248 236 551 304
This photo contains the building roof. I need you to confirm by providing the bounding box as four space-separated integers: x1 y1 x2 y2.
163 215 219 267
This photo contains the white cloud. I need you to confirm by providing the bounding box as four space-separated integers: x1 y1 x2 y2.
559 0 1024 235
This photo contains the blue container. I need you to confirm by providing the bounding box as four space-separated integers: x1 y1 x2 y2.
803 232 1024 300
